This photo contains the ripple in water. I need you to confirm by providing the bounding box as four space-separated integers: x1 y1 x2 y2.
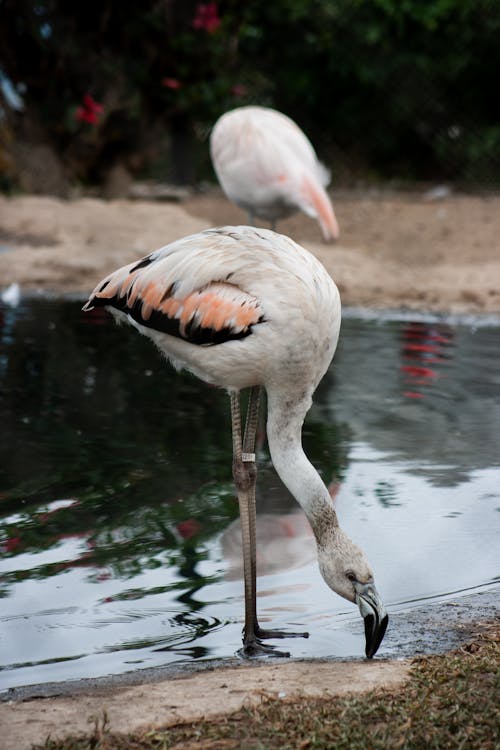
0 301 499 690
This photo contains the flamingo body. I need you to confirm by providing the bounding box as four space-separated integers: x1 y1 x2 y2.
85 226 340 393
210 107 339 242
83 226 387 658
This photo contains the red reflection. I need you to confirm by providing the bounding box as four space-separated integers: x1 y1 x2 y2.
400 322 454 400
177 518 203 539
328 477 341 502
2 536 21 553
401 365 437 378
38 498 80 523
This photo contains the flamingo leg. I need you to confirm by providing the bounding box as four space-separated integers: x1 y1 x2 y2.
230 387 308 658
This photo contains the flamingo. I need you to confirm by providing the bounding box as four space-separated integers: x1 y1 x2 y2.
83 226 387 658
210 106 340 242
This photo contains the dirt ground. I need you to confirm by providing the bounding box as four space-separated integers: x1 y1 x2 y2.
0 188 499 748
1 660 408 749
1 188 500 313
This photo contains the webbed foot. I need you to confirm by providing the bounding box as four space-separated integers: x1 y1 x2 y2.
238 624 309 658
238 638 290 659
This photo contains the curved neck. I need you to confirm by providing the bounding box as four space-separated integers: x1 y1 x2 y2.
265 388 338 544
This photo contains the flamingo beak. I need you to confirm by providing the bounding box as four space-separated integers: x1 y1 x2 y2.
354 581 389 658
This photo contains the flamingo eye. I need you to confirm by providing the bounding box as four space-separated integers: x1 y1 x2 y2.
346 571 357 582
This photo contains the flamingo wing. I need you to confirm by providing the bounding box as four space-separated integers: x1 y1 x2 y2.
83 242 265 346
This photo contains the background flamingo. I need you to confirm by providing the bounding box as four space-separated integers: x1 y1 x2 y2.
210 106 340 242
83 225 387 658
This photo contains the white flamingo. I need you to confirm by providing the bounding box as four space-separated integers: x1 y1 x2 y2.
210 106 340 242
83 226 387 658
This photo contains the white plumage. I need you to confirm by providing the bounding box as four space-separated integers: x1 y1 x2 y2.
210 107 340 242
83 226 387 658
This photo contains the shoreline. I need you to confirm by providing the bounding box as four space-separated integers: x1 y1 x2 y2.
0 587 497 750
1 190 500 315
2 585 497 702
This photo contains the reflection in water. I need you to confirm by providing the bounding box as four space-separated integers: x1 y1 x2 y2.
400 322 454 399
328 317 500 485
222 512 315 580
0 300 499 690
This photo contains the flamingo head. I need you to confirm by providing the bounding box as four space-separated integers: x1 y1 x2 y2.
317 526 388 658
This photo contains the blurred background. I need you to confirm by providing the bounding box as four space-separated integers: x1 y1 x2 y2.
1 0 499 197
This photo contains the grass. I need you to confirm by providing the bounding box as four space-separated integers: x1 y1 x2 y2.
36 624 499 750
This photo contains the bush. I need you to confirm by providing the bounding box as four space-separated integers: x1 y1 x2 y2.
1 0 499 190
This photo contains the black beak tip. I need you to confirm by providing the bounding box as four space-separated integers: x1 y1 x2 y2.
364 612 389 659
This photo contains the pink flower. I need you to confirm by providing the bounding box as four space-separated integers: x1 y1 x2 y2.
162 77 182 90
192 3 221 33
75 94 103 126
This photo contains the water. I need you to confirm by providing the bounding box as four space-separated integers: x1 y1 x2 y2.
0 300 499 691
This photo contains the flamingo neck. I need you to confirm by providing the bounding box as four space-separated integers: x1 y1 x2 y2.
265 388 339 544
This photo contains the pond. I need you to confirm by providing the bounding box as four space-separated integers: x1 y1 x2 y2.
0 300 499 691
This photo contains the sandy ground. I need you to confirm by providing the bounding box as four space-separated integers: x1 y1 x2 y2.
1 660 408 749
0 189 499 748
1 189 499 313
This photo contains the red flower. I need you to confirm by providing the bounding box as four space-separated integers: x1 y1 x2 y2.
162 77 182 90
75 107 97 124
82 94 103 114
75 94 103 126
231 83 248 98
192 3 221 33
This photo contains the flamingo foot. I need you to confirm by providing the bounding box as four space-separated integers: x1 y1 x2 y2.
255 625 309 641
238 638 290 659
239 625 309 658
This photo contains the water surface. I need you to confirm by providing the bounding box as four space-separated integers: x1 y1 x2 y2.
0 300 498 690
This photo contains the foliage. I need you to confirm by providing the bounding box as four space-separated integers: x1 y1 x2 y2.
237 0 500 182
0 0 499 186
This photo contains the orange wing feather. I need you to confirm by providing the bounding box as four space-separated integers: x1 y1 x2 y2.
84 257 264 346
